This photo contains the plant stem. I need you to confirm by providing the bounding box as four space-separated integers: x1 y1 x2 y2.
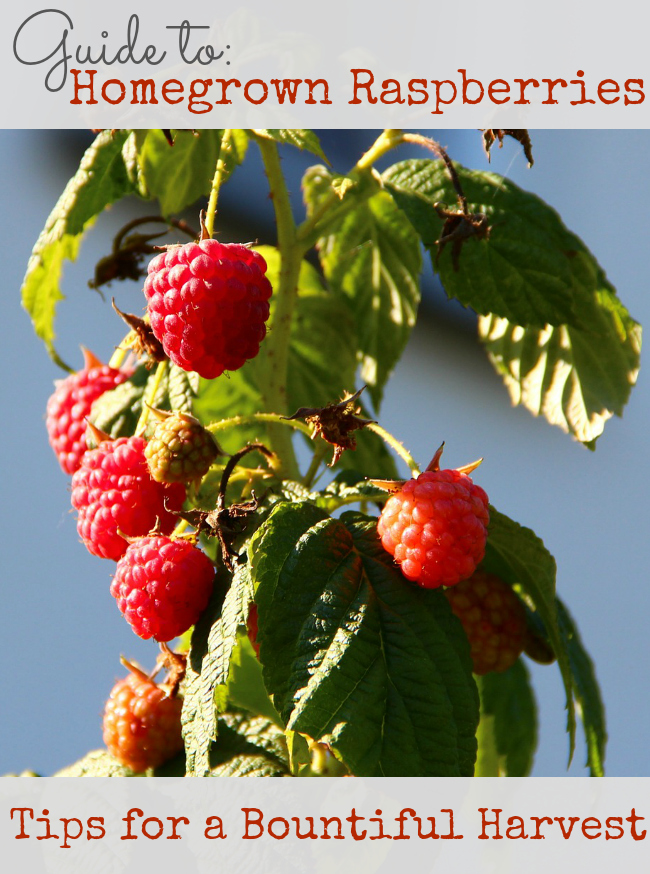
206 413 313 440
255 136 303 479
366 422 420 476
135 360 168 436
205 130 232 238
297 128 404 248
302 438 330 488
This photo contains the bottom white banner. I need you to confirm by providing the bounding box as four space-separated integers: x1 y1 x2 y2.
1 777 648 873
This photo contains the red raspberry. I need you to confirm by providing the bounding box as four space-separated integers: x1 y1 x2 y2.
377 447 489 588
102 667 183 772
70 436 185 560
110 536 215 642
143 240 272 379
45 349 131 474
443 571 526 674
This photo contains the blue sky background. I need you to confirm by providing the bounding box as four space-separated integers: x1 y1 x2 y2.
1 129 648 777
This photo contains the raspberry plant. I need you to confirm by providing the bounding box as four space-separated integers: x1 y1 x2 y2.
19 128 641 777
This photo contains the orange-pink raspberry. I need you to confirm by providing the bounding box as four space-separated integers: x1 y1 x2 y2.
70 436 185 561
443 571 526 675
143 239 272 379
377 468 489 588
45 352 131 474
110 536 215 642
102 669 183 772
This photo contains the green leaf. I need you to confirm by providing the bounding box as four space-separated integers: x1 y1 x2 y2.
252 128 327 162
54 750 137 777
137 129 248 216
478 661 538 776
481 507 576 762
193 247 358 453
316 469 393 513
226 634 284 726
305 168 422 409
89 363 199 440
478 286 641 447
556 599 606 776
21 131 134 367
383 159 614 330
209 711 289 777
248 502 479 776
182 565 254 776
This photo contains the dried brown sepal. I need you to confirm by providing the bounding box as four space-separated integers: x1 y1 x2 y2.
85 419 114 446
155 644 188 697
482 129 534 167
433 203 491 271
367 478 407 494
284 387 375 466
170 442 274 571
90 233 165 291
111 300 167 365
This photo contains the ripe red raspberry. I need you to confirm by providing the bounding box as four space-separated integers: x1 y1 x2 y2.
377 446 489 588
110 536 215 642
45 349 131 474
144 411 221 485
443 571 526 674
102 667 183 772
70 436 186 560
143 239 272 379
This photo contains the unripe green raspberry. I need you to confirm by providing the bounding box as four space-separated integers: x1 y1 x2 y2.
145 411 221 485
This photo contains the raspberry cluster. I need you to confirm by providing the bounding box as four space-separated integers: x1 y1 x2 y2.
45 350 131 474
144 239 272 379
102 667 183 772
377 455 489 589
444 571 527 674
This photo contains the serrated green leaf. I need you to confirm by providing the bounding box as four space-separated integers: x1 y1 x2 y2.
89 362 199 440
316 469 392 513
137 129 248 216
479 285 641 446
209 711 288 777
556 599 606 776
304 169 421 409
252 128 327 162
182 565 254 776
481 507 576 763
248 502 478 776
383 159 615 330
193 247 358 454
21 131 134 367
478 661 538 776
167 365 200 414
54 750 137 777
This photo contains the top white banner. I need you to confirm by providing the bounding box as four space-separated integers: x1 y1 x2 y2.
6 0 649 127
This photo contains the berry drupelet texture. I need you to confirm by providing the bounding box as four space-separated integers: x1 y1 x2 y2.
102 670 183 772
110 535 215 642
444 570 527 675
70 436 186 561
145 411 221 485
45 351 131 474
377 466 489 588
143 239 272 379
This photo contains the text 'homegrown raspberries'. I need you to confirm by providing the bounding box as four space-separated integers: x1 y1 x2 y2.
102 667 183 772
377 445 489 588
444 571 527 674
45 349 131 474
144 239 272 379
111 536 215 642
71 436 186 560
